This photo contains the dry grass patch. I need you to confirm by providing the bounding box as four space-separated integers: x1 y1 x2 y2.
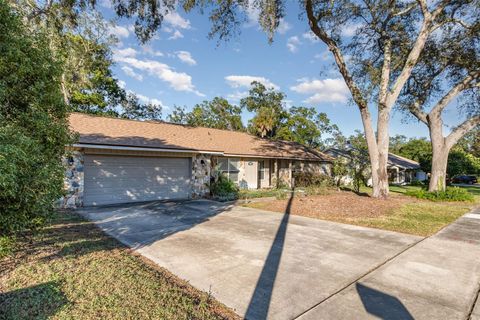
0 213 239 320
243 190 477 236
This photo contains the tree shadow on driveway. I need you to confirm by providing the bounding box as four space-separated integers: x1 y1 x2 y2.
356 283 414 320
244 191 294 319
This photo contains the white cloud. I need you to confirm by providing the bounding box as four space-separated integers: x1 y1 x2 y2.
121 66 143 81
113 47 137 58
109 25 130 38
287 36 301 53
277 19 292 34
176 51 196 65
162 11 190 40
227 91 249 102
302 31 318 43
99 0 112 8
277 19 291 34
341 23 361 37
243 4 260 28
118 80 126 89
314 51 331 61
168 30 184 40
290 78 349 103
142 46 164 57
225 75 279 90
135 93 165 107
164 12 191 30
114 54 204 96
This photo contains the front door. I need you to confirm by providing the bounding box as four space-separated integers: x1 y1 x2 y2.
244 160 258 189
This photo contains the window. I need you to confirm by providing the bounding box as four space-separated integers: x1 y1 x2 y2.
217 158 240 182
258 160 265 180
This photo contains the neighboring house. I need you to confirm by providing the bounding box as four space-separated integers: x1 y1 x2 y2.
326 148 427 186
387 153 428 184
63 113 333 208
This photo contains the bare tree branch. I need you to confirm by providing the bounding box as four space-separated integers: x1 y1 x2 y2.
305 0 368 110
379 38 392 108
430 73 479 117
408 101 428 124
385 13 433 108
446 115 480 148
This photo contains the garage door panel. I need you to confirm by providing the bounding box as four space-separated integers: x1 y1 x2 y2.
84 155 191 206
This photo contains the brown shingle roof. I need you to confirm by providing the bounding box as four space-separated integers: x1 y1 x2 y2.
69 113 332 161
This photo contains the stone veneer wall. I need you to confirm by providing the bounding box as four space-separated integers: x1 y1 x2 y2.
61 151 84 208
191 154 212 198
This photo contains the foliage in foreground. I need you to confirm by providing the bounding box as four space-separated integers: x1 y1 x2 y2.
0 1 72 236
406 187 474 202
0 213 238 319
210 174 239 201
293 172 334 188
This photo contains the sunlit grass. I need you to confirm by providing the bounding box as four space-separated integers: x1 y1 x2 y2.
0 213 238 320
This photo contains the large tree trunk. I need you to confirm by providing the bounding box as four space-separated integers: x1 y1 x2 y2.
359 107 390 198
428 119 449 191
374 108 390 198
429 146 449 191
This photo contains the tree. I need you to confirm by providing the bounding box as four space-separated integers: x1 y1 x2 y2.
167 97 243 130
276 107 340 148
397 138 432 173
168 106 189 124
11 1 162 119
389 135 408 155
179 0 459 198
447 149 480 177
241 82 288 138
0 1 73 236
457 129 480 158
395 0 479 191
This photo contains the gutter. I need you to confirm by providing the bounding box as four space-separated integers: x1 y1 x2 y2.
70 144 332 162
71 143 225 155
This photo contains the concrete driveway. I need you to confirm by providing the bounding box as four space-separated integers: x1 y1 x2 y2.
78 199 422 319
78 200 480 319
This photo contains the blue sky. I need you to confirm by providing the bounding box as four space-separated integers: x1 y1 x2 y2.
98 2 458 139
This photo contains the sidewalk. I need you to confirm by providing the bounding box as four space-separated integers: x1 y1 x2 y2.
298 207 480 320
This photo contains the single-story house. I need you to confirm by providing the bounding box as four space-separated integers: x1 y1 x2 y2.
62 113 333 208
325 148 427 186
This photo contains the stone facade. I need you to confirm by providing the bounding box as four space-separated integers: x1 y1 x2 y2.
191 154 212 198
61 151 84 208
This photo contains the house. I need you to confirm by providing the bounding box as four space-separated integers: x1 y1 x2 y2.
62 113 333 208
326 148 427 186
386 153 428 183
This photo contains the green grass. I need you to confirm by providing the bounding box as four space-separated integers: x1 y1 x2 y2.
0 213 238 320
354 202 471 236
238 188 289 200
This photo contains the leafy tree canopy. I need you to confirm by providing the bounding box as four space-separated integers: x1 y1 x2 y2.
241 81 288 138
0 1 73 235
168 97 243 131
11 1 162 120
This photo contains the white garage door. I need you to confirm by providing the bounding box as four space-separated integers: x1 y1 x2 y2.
84 155 191 206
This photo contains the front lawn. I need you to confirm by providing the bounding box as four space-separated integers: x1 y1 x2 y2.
243 187 478 236
0 213 238 320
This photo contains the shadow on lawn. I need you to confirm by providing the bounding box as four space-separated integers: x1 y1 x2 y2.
0 281 68 319
244 190 294 320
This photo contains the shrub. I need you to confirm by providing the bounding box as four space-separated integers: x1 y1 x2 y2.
409 179 425 186
293 172 334 188
210 174 239 201
406 187 474 202
304 185 330 196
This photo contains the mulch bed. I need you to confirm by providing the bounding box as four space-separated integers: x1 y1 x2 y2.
245 190 416 219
